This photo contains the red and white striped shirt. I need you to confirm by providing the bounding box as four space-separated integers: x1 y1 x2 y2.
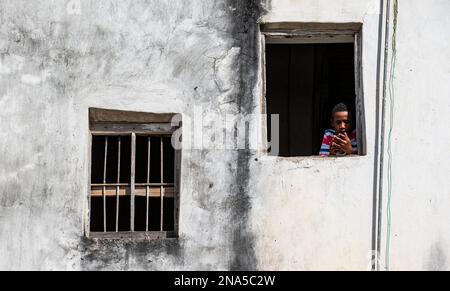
319 129 358 156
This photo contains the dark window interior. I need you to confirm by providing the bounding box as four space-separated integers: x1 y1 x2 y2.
91 136 131 184
266 43 356 157
90 135 175 233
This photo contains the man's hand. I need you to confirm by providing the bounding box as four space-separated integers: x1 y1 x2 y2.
331 132 353 155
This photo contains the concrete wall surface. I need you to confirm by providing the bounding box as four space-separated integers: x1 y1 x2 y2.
0 0 448 270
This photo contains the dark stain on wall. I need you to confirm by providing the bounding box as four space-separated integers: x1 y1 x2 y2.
425 242 448 271
227 0 265 271
80 236 184 270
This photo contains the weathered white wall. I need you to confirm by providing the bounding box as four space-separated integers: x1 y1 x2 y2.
264 0 381 23
0 0 449 271
253 0 450 271
253 0 380 271
0 0 264 270
377 0 450 271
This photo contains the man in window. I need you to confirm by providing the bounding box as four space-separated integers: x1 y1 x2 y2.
319 103 358 157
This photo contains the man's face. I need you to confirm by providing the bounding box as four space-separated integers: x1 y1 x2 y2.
331 111 352 134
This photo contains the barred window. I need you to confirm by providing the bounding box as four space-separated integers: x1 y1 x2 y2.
88 108 181 239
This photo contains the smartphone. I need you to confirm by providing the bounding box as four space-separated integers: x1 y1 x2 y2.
334 129 347 156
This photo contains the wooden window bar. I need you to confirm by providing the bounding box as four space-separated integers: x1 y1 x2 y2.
160 137 164 232
146 137 151 232
130 133 136 232
103 136 108 233
116 136 121 232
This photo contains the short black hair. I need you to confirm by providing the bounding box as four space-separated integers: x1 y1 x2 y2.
331 103 349 116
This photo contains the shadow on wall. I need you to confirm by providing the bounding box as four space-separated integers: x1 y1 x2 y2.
426 242 448 271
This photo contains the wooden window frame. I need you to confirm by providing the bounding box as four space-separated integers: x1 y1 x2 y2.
86 108 182 240
260 22 367 157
